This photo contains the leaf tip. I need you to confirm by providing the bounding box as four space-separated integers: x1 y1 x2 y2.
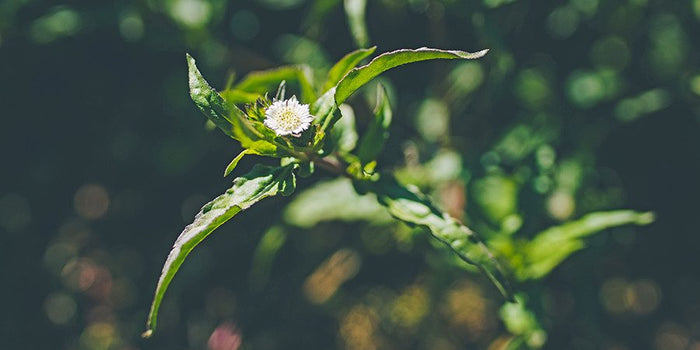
186 52 196 66
141 329 153 339
636 211 656 225
473 48 489 58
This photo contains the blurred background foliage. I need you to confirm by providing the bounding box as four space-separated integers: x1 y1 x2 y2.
2 0 700 349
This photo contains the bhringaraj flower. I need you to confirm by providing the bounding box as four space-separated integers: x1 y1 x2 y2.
263 96 314 136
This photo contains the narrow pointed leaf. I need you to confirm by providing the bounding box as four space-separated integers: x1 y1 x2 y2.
249 225 288 291
310 87 343 145
228 107 282 157
324 47 376 91
233 66 316 104
519 210 654 280
187 53 236 138
223 149 252 177
143 164 297 338
220 89 260 105
333 104 359 153
356 84 392 164
368 175 514 301
335 47 489 104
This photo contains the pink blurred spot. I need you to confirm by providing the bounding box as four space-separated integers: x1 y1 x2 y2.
208 323 241 350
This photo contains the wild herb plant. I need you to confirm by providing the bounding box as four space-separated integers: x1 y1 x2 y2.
143 47 516 337
143 47 654 346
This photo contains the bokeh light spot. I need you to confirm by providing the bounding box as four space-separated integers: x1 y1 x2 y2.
169 0 212 28
256 0 306 10
273 34 330 71
80 322 117 350
442 282 495 341
601 277 661 316
547 191 575 221
304 249 361 304
119 13 144 42
591 36 630 70
74 184 110 220
44 242 78 276
30 7 82 43
340 304 380 350
649 14 687 78
415 98 449 142
44 292 77 325
601 278 628 315
690 76 700 96
230 10 260 41
390 285 430 329
547 6 579 39
447 61 484 97
208 322 241 350
615 89 670 122
567 71 605 108
515 69 551 109
571 0 598 17
654 323 689 350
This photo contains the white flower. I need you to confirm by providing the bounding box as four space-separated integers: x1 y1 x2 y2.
263 96 314 136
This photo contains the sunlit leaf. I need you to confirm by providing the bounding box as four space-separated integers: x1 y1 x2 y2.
368 175 514 301
310 87 342 147
333 104 359 153
499 295 547 348
324 46 376 91
187 53 236 138
223 149 252 177
233 65 316 104
188 54 280 157
518 210 655 280
143 164 297 337
284 178 391 228
220 89 260 105
335 47 489 104
228 107 281 156
356 84 392 164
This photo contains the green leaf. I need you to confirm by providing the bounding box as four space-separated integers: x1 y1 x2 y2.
367 175 514 301
344 0 370 48
499 295 547 348
223 149 252 177
187 53 236 138
518 210 654 280
284 178 392 228
143 164 297 338
188 54 280 156
335 47 489 105
333 104 359 153
324 47 376 91
249 225 288 291
310 87 343 147
220 89 260 105
233 65 316 104
227 107 281 156
356 84 392 164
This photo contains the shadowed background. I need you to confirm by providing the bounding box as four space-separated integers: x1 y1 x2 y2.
2 0 700 349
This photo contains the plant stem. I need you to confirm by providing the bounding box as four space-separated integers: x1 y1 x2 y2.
308 153 350 178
